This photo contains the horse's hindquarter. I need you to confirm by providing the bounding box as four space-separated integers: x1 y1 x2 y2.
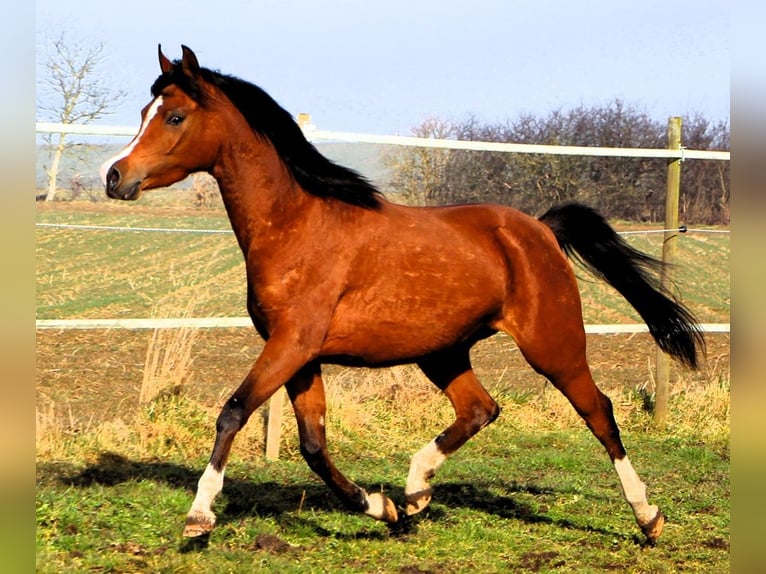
321 202 549 363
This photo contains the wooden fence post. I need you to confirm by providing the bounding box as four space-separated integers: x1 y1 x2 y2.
265 388 285 460
654 116 682 429
297 113 312 130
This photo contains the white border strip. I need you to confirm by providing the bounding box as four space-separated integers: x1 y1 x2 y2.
35 318 729 333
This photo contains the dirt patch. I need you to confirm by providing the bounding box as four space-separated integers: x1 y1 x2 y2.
703 536 729 551
518 550 563 571
253 533 297 555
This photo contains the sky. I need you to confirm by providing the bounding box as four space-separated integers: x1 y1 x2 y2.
35 0 730 136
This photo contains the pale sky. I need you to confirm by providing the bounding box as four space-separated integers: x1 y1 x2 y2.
36 0 730 135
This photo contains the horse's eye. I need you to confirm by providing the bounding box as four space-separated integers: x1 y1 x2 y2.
167 114 184 126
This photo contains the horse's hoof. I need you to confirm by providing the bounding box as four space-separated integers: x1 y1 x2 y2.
640 509 665 544
365 492 399 523
183 510 216 538
404 488 433 516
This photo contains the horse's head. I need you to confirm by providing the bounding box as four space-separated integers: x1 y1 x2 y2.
100 45 220 200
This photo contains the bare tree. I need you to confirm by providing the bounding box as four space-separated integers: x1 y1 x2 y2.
384 117 453 205
37 32 125 201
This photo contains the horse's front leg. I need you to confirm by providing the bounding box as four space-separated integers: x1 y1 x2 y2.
182 327 322 537
285 364 398 523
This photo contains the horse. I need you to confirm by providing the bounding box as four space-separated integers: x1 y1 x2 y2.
100 45 704 544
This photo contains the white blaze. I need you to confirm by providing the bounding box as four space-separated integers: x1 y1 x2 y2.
99 96 164 185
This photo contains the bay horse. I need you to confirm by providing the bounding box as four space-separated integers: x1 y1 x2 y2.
101 45 704 544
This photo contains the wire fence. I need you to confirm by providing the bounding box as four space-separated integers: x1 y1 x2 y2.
35 217 730 334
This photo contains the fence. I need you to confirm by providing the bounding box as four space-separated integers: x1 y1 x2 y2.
36 119 730 453
34 117 731 335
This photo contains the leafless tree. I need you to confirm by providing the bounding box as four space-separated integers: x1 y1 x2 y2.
384 117 453 206
37 32 125 201
389 101 729 224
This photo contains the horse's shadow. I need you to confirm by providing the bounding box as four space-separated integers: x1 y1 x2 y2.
40 451 636 549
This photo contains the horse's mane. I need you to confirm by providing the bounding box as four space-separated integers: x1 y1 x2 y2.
151 64 382 209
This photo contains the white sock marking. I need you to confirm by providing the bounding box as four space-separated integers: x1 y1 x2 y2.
614 456 657 524
99 96 164 185
188 462 224 518
406 439 447 497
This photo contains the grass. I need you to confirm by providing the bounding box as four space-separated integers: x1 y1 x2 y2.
35 203 730 325
35 355 730 572
35 202 729 572
573 227 729 325
35 389 729 573
36 204 244 320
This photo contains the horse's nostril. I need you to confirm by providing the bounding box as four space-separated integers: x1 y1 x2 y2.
107 166 121 189
105 166 127 199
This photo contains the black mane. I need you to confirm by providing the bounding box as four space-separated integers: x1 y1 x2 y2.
151 64 382 209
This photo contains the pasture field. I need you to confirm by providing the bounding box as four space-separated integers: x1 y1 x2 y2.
36 201 729 572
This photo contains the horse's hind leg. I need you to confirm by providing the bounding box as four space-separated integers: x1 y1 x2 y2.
553 365 663 541
285 364 398 523
406 349 500 515
514 324 664 542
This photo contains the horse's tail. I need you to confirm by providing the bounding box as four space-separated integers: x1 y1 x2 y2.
539 202 705 369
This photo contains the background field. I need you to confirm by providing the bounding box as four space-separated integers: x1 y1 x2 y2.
36 200 729 572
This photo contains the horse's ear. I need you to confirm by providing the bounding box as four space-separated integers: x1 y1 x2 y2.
180 45 201 77
158 44 173 74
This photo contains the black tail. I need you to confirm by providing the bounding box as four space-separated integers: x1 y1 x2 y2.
539 202 705 369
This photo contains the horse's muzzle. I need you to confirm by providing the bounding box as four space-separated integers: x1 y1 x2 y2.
105 166 142 200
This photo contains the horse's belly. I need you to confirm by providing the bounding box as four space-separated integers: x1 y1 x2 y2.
318 214 511 364
320 283 501 364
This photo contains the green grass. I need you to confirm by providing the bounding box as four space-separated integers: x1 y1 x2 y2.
36 209 245 319
36 206 730 324
573 227 729 325
35 372 730 572
36 418 729 573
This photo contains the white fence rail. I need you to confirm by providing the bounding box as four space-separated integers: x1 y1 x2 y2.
35 318 730 333
35 121 731 161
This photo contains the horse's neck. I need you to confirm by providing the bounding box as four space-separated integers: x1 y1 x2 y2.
211 134 309 257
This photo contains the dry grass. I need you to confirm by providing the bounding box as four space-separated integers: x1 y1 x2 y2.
37 296 209 461
140 299 199 404
326 365 450 436
36 402 72 460
36 394 218 463
36 362 729 468
666 372 730 441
